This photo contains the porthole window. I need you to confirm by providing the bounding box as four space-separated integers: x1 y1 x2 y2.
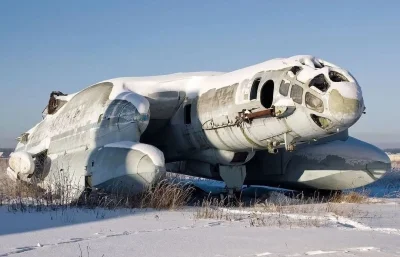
309 74 329 92
290 84 303 104
279 80 290 96
250 78 261 100
305 92 324 113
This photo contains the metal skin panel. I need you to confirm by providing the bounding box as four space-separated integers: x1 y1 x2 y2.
244 136 391 190
90 147 164 194
7 55 390 193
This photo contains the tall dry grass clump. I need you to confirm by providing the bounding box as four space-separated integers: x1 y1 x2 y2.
328 190 369 203
138 179 194 210
193 190 370 228
0 172 195 212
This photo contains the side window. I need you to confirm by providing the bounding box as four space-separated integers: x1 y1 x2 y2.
290 84 303 104
279 80 290 96
250 78 261 100
305 92 324 113
184 104 191 124
260 80 274 108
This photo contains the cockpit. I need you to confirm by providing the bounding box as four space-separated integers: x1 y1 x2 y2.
277 56 365 133
41 91 68 119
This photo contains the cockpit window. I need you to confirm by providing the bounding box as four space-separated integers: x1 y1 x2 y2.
329 71 349 82
290 84 303 104
309 74 329 92
305 92 324 113
279 80 290 96
47 91 68 115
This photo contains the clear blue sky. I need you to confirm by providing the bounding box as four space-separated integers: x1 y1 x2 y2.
0 1 399 148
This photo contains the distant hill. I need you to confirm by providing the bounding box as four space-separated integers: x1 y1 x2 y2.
385 148 400 154
0 148 13 158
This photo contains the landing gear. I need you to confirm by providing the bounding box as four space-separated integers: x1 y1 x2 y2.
218 165 246 198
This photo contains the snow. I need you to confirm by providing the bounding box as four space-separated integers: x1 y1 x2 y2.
62 55 355 104
305 250 338 255
1 168 400 256
255 252 272 256
55 93 78 102
0 201 399 257
108 90 150 115
1 169 400 257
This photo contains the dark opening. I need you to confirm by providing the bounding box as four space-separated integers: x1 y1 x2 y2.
231 152 249 163
85 175 92 191
250 78 261 100
290 66 302 75
311 114 332 129
279 80 290 96
97 114 103 123
184 104 191 124
290 84 303 104
260 80 274 108
34 151 47 172
309 74 329 92
47 91 67 115
329 71 349 82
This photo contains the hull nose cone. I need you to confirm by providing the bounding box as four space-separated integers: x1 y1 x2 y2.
328 88 364 129
287 137 391 190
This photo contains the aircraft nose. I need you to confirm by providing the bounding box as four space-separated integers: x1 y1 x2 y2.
328 83 364 129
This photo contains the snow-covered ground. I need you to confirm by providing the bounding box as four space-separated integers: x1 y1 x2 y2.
1 200 400 257
1 167 400 256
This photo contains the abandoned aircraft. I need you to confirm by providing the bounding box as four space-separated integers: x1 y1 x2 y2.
7 55 391 195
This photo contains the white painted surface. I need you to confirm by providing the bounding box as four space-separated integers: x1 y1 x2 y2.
296 137 390 166
104 141 165 167
8 151 34 175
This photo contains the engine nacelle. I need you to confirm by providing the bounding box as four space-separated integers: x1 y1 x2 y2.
8 151 35 180
91 142 166 193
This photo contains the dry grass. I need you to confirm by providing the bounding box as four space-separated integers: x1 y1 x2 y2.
138 180 194 209
0 171 370 228
0 174 195 212
0 162 376 229
329 191 369 203
193 190 370 228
